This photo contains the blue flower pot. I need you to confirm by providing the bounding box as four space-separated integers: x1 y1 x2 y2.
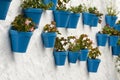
53 51 67 66
0 0 12 20
90 16 99 27
41 32 56 48
82 12 96 26
43 0 57 10
114 24 120 31
96 33 108 46
109 36 119 46
105 15 117 27
67 13 80 28
112 46 120 56
68 51 79 63
53 11 70 28
78 49 89 61
23 8 43 26
9 29 32 53
87 58 101 72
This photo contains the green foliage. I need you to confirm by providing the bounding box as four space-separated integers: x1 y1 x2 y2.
54 37 68 51
68 4 83 13
67 36 80 52
100 24 120 36
88 7 103 23
107 6 119 16
43 21 61 34
67 34 93 52
57 0 70 11
88 47 101 59
21 0 53 10
78 34 93 50
11 15 35 32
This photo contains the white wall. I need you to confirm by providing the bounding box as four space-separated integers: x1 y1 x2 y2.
0 0 119 80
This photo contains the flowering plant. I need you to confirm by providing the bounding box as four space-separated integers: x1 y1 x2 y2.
21 0 53 10
43 21 61 34
57 0 70 11
54 37 68 51
99 24 120 36
88 47 101 59
11 15 35 32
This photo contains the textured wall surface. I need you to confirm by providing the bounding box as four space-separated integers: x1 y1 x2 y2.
0 0 120 80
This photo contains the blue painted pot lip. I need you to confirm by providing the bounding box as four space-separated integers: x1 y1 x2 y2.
42 32 56 36
87 58 101 62
10 29 33 36
23 8 43 13
105 14 117 18
53 10 71 14
109 35 119 37
68 51 79 53
53 50 68 55
82 12 96 16
0 0 12 2
97 33 108 36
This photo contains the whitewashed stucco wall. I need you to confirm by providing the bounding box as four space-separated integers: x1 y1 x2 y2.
0 0 120 80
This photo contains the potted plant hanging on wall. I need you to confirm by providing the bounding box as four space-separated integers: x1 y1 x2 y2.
96 25 109 46
67 4 82 28
41 21 61 48
82 5 103 27
108 26 120 46
87 47 101 72
105 5 119 27
21 0 53 27
53 37 68 66
0 0 12 20
112 39 120 56
53 0 70 28
9 15 35 53
67 36 79 63
78 34 92 61
114 20 120 31
43 0 58 10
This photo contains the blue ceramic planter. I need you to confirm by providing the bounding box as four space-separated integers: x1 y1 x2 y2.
41 32 56 48
87 58 101 72
9 29 32 53
53 11 70 28
105 15 117 27
0 0 12 20
114 24 120 31
68 51 79 63
112 46 120 56
109 36 119 46
78 49 89 61
82 12 98 27
90 16 99 27
43 0 57 10
53 51 67 66
82 12 93 25
96 33 108 46
23 8 43 26
67 13 80 28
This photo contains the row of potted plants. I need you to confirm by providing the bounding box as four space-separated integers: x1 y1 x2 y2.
1 0 119 30
96 24 120 56
53 35 101 73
